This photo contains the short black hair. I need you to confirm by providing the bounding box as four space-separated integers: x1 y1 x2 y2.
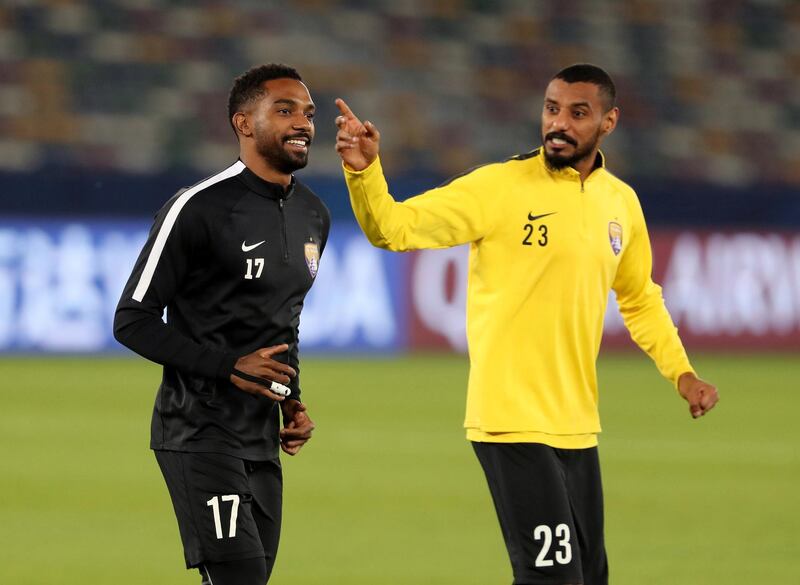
552 63 616 111
228 64 302 132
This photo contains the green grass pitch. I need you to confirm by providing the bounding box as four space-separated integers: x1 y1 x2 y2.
1 353 798 584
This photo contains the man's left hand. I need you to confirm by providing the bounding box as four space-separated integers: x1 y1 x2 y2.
678 372 719 419
280 400 315 455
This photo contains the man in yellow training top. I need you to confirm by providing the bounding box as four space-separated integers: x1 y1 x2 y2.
334 63 719 585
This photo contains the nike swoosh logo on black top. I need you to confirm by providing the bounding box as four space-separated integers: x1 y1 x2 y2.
241 240 266 252
528 212 557 221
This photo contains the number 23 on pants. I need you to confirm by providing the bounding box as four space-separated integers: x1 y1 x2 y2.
533 523 572 567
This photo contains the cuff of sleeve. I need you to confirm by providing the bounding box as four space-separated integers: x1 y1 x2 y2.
673 367 696 390
207 352 238 381
341 156 382 177
288 376 301 401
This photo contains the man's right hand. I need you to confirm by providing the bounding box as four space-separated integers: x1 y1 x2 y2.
334 98 380 171
230 344 296 401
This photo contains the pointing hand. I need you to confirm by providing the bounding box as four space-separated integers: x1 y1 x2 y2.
334 98 380 171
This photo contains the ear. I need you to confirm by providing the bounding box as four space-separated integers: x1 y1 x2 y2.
602 106 619 136
232 112 252 138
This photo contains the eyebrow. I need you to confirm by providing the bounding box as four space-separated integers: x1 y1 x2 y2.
272 98 315 110
545 98 591 109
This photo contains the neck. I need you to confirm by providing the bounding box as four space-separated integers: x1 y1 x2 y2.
239 149 291 188
572 149 600 182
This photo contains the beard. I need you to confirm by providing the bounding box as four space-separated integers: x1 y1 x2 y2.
254 131 310 175
542 128 601 171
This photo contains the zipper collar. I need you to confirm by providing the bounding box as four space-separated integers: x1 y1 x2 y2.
537 148 606 183
237 161 296 200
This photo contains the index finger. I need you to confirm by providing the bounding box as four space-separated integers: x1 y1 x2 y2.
262 387 287 402
699 387 718 410
281 425 313 439
335 98 357 120
247 383 285 402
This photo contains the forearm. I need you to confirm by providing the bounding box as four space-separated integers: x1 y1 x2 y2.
344 157 489 251
114 307 237 379
618 284 694 387
344 157 414 250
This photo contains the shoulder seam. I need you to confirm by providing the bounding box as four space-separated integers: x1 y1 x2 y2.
504 148 541 162
131 161 246 302
436 162 493 188
436 148 541 188
602 169 637 197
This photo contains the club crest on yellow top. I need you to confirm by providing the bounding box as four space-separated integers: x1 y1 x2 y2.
608 221 623 256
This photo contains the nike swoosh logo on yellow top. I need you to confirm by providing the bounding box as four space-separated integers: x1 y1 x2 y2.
241 240 266 252
527 212 557 221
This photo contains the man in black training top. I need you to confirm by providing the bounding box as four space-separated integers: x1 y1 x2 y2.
115 64 330 585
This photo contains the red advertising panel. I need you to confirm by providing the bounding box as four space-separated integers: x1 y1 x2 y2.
406 246 469 351
407 231 800 352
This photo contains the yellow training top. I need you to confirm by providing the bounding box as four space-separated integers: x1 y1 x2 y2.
343 149 694 449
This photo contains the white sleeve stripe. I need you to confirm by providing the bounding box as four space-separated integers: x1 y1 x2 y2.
131 161 246 302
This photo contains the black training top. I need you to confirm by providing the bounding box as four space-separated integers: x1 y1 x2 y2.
114 160 330 461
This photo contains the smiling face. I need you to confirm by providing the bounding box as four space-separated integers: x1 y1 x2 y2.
242 78 316 175
541 79 618 173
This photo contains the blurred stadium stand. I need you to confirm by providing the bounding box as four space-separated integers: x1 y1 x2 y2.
1 1 799 354
0 0 798 224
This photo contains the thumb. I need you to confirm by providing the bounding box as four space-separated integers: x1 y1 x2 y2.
259 343 289 358
364 120 378 138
